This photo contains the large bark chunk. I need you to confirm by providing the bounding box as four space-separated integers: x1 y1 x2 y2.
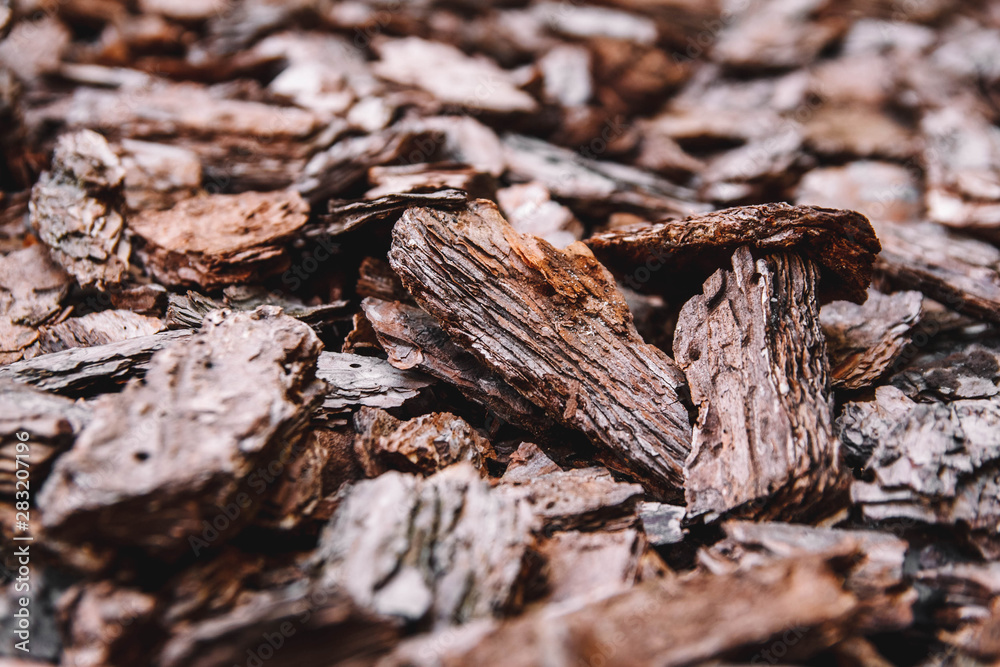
129 190 309 289
314 464 540 627
587 203 880 304
389 200 692 498
29 129 130 289
38 306 325 559
821 289 923 390
673 247 843 521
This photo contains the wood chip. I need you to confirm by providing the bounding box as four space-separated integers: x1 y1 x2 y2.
38 306 325 558
389 200 692 498
0 245 72 364
29 130 130 289
674 246 844 521
587 202 881 304
129 190 308 289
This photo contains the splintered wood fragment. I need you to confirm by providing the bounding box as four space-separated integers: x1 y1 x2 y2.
587 203 881 304
0 245 72 364
312 189 467 239
850 393 1000 559
379 554 858 667
673 247 844 521
875 221 1000 324
314 463 539 627
315 351 435 414
165 287 350 330
389 200 692 497
500 467 644 532
38 307 325 558
0 380 90 496
129 190 308 289
29 129 131 289
821 289 923 390
362 297 564 438
30 310 165 357
0 329 193 394
353 407 497 478
700 521 915 633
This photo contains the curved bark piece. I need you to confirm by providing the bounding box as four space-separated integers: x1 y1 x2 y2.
389 199 691 498
673 247 844 521
587 203 880 304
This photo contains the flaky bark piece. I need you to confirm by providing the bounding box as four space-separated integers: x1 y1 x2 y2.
673 247 843 521
129 190 308 289
314 463 539 628
38 306 325 559
875 221 1000 324
315 351 435 415
587 203 880 304
0 244 72 364
389 199 691 498
0 329 193 395
28 129 131 289
821 289 923 390
362 297 563 438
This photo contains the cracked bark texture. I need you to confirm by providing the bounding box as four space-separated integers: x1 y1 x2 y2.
28 129 131 289
38 306 325 559
389 199 691 498
673 247 843 521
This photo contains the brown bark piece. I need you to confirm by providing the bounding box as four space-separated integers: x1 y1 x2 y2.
315 189 467 239
379 554 859 667
29 130 130 289
389 200 692 498
362 297 562 438
587 203 881 304
116 139 202 212
875 220 1000 324
891 341 1000 402
356 257 413 304
537 529 644 605
315 351 435 415
129 190 308 289
0 380 90 496
821 289 923 390
30 309 165 357
314 463 540 627
353 407 497 478
673 247 843 521
57 582 158 667
37 306 325 558
0 329 193 395
500 466 644 532
699 521 915 634
0 245 72 364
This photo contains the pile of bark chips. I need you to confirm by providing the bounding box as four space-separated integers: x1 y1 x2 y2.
2 0 1000 665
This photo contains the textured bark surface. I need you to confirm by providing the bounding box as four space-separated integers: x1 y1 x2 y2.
29 309 165 357
353 407 497 478
875 220 1000 324
389 199 692 498
38 307 325 558
0 329 193 394
28 129 130 289
821 289 923 390
588 203 881 304
313 464 540 627
0 244 72 363
362 297 562 438
315 351 435 415
849 391 1000 559
378 555 859 667
315 189 467 239
673 247 843 521
129 190 309 289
